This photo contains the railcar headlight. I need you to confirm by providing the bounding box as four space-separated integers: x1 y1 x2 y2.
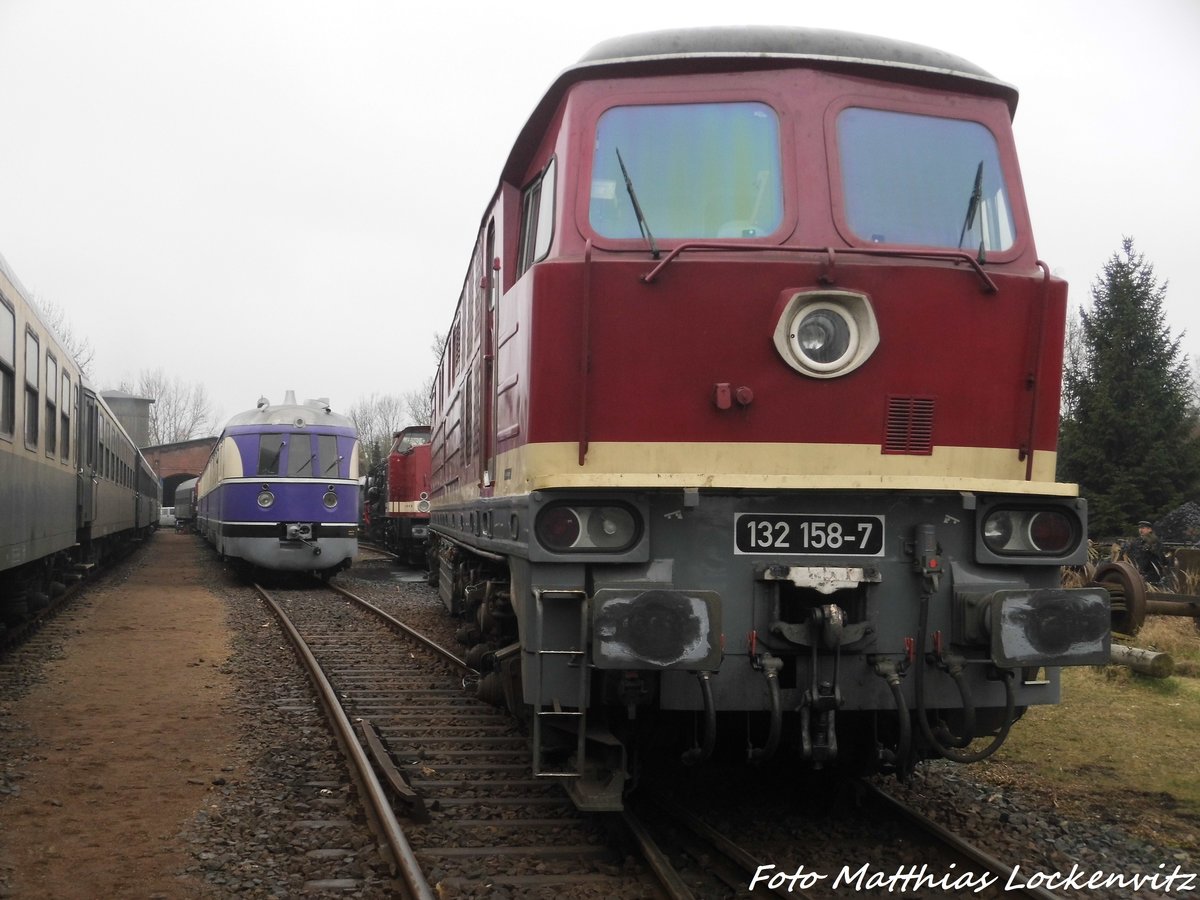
981 507 1081 557
773 290 879 379
535 503 641 553
323 490 338 509
257 490 275 508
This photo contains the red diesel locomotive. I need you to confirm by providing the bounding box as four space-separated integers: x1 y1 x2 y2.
363 425 432 565
426 26 1109 810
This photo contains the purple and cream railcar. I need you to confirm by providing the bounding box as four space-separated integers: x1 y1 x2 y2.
196 393 360 575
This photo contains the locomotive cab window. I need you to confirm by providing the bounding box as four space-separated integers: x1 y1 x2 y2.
589 101 783 241
518 158 556 275
0 299 13 438
836 107 1015 252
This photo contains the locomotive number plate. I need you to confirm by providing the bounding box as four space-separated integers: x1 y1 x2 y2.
733 513 885 556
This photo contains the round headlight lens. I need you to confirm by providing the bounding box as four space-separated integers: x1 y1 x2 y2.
417 499 431 513
536 506 581 551
791 305 856 370
257 490 274 509
982 511 1013 552
323 490 338 509
586 506 637 549
1028 511 1073 554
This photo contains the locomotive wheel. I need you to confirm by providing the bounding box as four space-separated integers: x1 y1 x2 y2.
1093 560 1148 636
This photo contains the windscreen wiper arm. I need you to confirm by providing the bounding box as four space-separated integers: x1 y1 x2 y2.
615 147 659 259
957 160 984 251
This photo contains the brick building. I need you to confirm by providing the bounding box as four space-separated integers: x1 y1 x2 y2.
143 438 217 506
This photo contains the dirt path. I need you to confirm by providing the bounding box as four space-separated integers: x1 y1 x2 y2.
0 532 239 899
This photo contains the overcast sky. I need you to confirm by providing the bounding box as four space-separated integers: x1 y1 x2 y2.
1 0 1196 430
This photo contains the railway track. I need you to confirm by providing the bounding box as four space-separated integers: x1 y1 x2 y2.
258 573 1071 899
257 579 688 897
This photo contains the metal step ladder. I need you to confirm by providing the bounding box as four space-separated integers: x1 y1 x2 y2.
531 589 588 778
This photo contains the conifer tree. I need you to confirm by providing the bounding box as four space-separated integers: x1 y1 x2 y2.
1058 238 1200 536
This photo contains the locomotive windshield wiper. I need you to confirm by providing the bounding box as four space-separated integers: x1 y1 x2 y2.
294 453 316 475
957 160 984 253
324 456 343 475
615 147 660 259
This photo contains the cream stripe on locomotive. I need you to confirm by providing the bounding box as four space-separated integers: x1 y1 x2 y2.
386 501 427 515
438 441 1070 504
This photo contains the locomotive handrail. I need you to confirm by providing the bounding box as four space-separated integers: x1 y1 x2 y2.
639 241 999 293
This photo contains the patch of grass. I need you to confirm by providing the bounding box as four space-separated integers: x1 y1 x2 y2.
1136 617 1200 676
973 657 1200 853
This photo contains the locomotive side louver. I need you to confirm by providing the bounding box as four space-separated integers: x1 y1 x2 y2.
883 396 935 455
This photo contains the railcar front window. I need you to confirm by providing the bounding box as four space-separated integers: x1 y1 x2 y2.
837 108 1015 252
258 433 285 476
590 102 783 240
318 434 340 476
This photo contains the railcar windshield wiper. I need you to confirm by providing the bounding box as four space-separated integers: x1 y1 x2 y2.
294 453 316 475
615 147 660 259
324 456 343 475
957 160 984 255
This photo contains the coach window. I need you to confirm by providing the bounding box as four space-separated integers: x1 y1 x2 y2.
24 331 39 449
61 372 71 461
45 355 58 457
590 102 782 240
0 299 14 438
836 107 1015 252
518 158 556 275
258 433 285 476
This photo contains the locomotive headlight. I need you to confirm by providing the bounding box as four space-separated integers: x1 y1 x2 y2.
536 506 581 550
417 499 431 513
586 506 637 548
773 290 879 378
795 307 855 367
257 490 275 508
982 511 1014 551
979 504 1084 562
323 490 338 509
535 502 642 553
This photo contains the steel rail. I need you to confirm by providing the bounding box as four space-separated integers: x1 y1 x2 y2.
324 580 473 672
255 583 435 900
860 779 1063 900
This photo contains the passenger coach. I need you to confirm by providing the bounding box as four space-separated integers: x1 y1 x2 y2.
1 252 158 621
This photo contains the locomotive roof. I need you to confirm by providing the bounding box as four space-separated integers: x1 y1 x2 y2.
223 397 355 431
501 25 1018 183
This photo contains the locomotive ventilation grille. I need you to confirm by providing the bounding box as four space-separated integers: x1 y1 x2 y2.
883 395 935 455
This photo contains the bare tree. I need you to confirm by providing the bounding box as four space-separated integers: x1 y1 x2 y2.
121 369 217 444
32 296 96 375
403 373 434 426
349 393 409 468
402 330 444 428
